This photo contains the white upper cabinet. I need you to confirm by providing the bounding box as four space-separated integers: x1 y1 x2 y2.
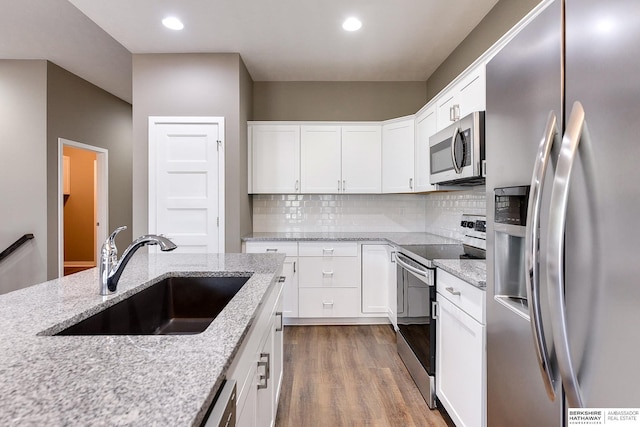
341 125 381 193
414 105 437 192
382 117 415 193
300 125 342 193
250 125 300 194
435 63 486 133
299 124 381 194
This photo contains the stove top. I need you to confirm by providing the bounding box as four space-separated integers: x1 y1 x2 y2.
397 244 467 268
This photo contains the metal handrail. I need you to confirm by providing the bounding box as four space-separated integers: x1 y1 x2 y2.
0 234 35 263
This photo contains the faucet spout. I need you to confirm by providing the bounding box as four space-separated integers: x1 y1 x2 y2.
99 229 177 295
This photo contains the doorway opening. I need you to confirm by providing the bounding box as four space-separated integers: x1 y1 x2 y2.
57 138 108 277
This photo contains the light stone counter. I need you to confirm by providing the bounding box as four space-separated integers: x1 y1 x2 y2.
433 259 487 288
0 252 285 426
243 231 459 246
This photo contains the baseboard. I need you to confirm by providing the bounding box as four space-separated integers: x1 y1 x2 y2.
284 317 391 326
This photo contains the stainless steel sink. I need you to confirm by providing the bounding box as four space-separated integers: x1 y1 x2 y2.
56 276 250 336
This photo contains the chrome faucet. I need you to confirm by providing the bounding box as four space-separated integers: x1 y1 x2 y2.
99 226 177 295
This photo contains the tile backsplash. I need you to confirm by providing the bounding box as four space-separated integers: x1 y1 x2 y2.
252 188 486 240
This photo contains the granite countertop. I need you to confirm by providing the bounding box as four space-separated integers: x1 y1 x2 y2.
243 231 459 246
433 259 487 288
0 252 285 426
244 231 488 288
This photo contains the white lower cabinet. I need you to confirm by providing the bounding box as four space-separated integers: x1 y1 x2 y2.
298 241 360 318
244 242 298 318
436 268 486 427
227 278 284 427
361 244 393 316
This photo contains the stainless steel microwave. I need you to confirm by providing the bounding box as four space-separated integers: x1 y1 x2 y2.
429 111 485 185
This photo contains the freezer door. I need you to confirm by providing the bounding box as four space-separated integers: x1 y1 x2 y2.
562 0 640 408
485 0 563 426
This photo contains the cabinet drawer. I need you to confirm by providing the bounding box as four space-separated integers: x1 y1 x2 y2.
298 257 359 288
299 288 359 318
437 268 485 324
245 241 298 257
298 241 357 257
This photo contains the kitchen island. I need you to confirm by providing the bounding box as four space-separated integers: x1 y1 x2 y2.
0 252 285 426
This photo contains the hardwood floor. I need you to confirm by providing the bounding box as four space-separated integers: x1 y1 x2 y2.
275 325 448 427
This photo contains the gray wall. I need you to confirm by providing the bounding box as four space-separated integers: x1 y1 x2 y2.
0 60 48 294
253 81 427 121
46 62 133 279
426 0 541 99
238 58 254 242
132 53 252 252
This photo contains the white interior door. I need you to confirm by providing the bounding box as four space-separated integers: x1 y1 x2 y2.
149 117 225 253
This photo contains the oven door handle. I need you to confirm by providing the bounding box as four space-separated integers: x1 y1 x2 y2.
395 253 430 278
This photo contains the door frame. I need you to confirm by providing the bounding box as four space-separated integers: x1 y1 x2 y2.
148 116 225 253
57 138 109 278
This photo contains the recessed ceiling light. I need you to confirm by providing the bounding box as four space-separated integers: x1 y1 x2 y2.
342 17 362 32
162 16 184 31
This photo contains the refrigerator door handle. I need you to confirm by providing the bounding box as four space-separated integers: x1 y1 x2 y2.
525 111 560 401
547 101 586 408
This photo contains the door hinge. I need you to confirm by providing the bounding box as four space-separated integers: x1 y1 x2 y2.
217 217 219 227
216 140 222 151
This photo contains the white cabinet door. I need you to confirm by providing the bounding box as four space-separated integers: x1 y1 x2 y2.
250 125 300 194
244 242 298 318
414 106 437 192
273 292 284 410
436 91 457 132
256 316 274 427
361 244 390 314
341 125 382 193
387 246 398 330
434 63 486 133
281 258 298 318
436 293 486 427
382 118 415 193
457 65 486 119
300 125 341 193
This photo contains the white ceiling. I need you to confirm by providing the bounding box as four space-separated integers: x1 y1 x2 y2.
2 0 501 103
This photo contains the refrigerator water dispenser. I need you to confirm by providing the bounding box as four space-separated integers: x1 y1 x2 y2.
493 186 530 319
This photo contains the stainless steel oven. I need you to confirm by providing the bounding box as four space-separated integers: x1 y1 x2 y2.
429 111 485 185
395 249 438 408
395 223 486 409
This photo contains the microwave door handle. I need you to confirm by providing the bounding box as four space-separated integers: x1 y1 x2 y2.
451 126 462 174
525 111 560 401
547 102 587 408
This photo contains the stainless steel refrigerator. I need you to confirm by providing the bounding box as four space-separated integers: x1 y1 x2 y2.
486 0 640 426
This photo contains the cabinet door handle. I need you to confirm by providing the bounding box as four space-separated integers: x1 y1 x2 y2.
446 287 461 296
322 270 334 277
322 248 334 255
322 301 334 308
257 353 270 389
266 248 278 252
295 180 299 192
278 276 286 283
432 301 439 320
276 311 283 332
409 178 413 190
343 180 346 192
293 261 296 273
450 106 455 122
338 179 341 191
261 352 270 379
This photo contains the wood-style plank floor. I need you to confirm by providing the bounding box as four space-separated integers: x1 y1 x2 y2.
275 325 448 427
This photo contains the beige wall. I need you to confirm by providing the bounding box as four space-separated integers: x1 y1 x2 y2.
47 62 133 279
426 0 542 99
0 60 48 294
253 81 427 121
62 146 96 263
132 53 252 252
